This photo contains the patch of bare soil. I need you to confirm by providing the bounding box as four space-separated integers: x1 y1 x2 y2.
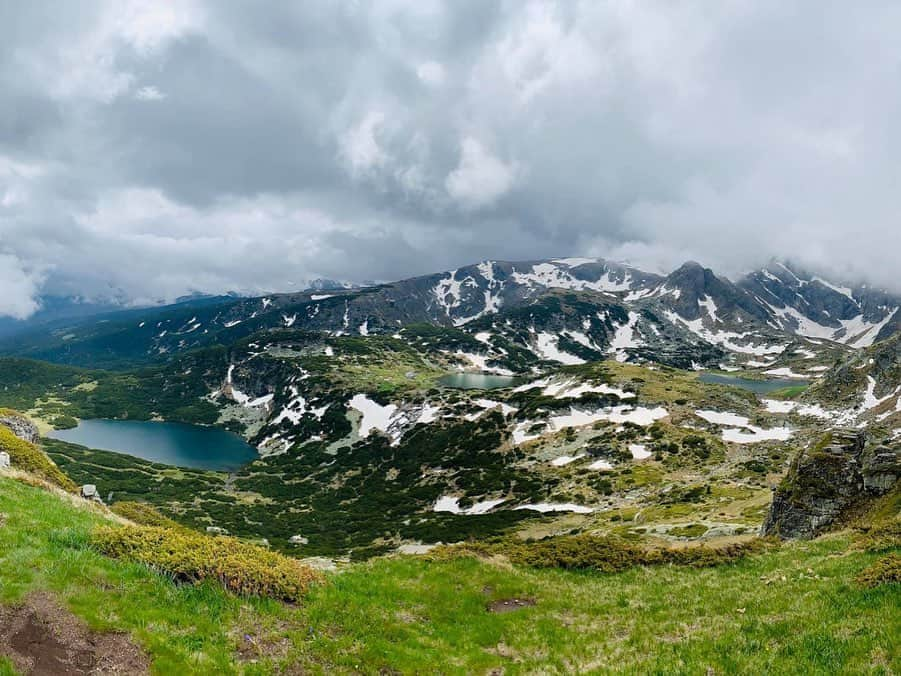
0 592 149 675
487 598 537 614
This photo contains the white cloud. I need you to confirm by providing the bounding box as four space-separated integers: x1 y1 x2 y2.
134 85 166 101
0 254 43 319
111 0 203 55
445 138 518 209
340 111 389 176
416 61 445 87
23 0 201 103
1 1 900 311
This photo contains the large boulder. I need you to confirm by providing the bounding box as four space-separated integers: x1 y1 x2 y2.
762 429 899 539
81 484 104 504
0 451 10 469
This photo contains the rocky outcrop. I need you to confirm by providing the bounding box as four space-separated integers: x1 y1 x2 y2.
80 484 104 504
0 413 39 444
862 444 900 493
762 429 899 539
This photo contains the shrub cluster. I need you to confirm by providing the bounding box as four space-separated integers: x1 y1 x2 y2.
92 525 324 602
856 521 901 553
0 424 77 491
429 534 774 573
856 553 901 588
110 501 182 528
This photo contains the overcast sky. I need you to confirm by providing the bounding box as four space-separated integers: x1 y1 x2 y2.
1 1 900 318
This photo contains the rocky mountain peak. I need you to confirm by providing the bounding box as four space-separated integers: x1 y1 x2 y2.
662 261 767 323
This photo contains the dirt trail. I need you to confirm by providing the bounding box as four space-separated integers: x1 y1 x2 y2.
0 592 149 675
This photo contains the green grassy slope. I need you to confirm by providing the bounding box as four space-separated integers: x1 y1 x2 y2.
1 475 897 674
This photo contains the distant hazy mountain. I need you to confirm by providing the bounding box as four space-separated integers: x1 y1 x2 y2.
0 296 127 339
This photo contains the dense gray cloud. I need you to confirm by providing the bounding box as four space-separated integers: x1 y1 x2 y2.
1 1 899 317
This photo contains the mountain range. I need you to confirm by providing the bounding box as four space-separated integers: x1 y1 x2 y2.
2 258 896 370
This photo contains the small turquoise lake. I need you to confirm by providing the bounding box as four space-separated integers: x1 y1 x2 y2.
48 419 257 471
698 373 810 394
439 373 521 389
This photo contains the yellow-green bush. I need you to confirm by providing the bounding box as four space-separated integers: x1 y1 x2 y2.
92 525 324 602
0 424 77 492
856 521 901 553
856 553 901 588
429 535 774 573
110 501 182 528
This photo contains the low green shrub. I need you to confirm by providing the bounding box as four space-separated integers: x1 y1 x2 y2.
668 523 709 538
429 534 774 573
92 525 324 602
856 553 901 588
110 501 182 528
855 520 901 553
0 424 77 491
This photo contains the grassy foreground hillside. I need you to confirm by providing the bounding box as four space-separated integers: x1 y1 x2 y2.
0 475 897 674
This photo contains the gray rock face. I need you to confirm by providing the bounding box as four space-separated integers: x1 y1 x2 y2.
0 414 39 444
762 430 899 539
862 445 900 493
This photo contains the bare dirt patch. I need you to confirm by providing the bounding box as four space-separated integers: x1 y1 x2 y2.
487 598 537 614
0 592 149 675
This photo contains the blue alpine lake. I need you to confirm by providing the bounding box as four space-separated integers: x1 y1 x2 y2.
48 419 258 471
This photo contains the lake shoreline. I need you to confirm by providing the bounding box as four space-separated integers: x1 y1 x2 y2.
47 418 258 471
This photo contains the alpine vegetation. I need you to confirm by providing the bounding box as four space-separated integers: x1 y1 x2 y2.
0 2 898 673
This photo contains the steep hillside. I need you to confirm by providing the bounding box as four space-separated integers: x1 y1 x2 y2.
1 468 898 673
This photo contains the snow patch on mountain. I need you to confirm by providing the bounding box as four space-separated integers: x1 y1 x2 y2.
551 453 586 466
225 364 249 405
514 503 593 514
433 496 506 515
763 367 808 378
350 394 398 441
541 405 667 435
608 311 641 361
454 350 515 375
763 399 796 413
664 310 785 356
861 376 899 411
840 309 898 348
433 270 477 319
695 409 792 444
629 443 652 459
533 331 586 365
539 379 635 400
416 402 443 425
767 302 896 348
511 262 633 293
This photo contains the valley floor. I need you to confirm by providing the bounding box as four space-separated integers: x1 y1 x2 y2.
1 476 897 675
